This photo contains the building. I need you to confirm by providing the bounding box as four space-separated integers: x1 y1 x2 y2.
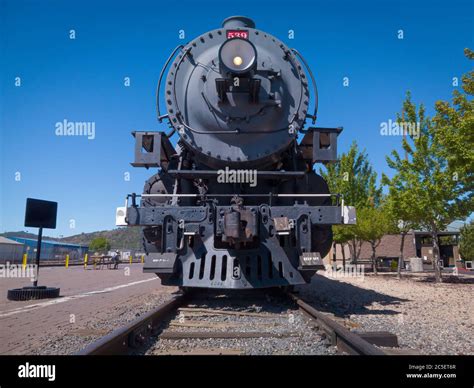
0 236 25 264
414 231 460 267
7 237 89 263
329 231 460 270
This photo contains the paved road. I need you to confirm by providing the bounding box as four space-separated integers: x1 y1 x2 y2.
0 264 176 354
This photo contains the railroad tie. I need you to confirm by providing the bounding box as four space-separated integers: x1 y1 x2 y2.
160 330 301 340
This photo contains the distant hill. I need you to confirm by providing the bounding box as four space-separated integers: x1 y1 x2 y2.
1 228 143 250
63 228 143 249
1 231 61 241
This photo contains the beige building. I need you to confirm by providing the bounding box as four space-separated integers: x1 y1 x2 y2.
0 236 25 264
325 231 460 269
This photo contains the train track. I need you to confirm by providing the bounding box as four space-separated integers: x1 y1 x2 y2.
75 293 189 355
76 289 392 355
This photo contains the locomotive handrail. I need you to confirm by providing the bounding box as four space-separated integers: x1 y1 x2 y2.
156 45 185 123
291 48 318 125
137 193 337 197
176 118 295 134
127 193 341 204
124 192 347 222
126 192 342 208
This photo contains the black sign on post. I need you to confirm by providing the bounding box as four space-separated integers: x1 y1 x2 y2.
25 198 58 229
8 199 61 300
25 198 58 287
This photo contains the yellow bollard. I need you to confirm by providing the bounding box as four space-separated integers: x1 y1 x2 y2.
141 254 144 264
22 253 28 270
84 253 88 269
65 254 70 268
129 255 133 264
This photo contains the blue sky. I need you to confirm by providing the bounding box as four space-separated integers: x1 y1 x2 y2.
1 0 473 237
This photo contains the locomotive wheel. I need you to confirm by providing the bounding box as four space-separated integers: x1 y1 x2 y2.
311 225 333 259
303 173 333 259
141 172 173 207
141 172 172 253
142 226 163 254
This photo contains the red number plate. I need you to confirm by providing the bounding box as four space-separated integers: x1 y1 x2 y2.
226 30 249 39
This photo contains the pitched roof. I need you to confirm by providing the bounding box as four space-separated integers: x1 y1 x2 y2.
0 236 24 245
8 237 88 248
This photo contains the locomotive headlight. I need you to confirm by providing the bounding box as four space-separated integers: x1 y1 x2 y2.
219 38 257 74
233 56 243 66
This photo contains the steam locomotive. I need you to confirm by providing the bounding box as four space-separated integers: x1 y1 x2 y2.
116 16 356 289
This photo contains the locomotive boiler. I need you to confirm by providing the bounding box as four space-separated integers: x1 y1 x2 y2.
116 16 356 289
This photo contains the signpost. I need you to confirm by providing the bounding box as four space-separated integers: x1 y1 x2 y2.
24 198 58 286
7 198 61 301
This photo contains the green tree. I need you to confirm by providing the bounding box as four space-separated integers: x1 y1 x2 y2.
386 87 473 282
382 190 419 279
433 48 474 188
382 97 424 279
332 225 353 269
89 237 111 253
354 205 395 274
320 142 381 264
459 221 474 261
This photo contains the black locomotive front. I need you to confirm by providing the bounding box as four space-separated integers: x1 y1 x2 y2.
116 16 356 289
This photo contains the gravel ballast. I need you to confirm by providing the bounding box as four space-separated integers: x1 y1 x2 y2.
143 292 336 355
297 273 474 355
18 271 473 355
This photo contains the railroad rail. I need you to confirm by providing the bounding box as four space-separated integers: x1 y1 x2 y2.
76 289 392 355
287 292 386 355
75 292 189 355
